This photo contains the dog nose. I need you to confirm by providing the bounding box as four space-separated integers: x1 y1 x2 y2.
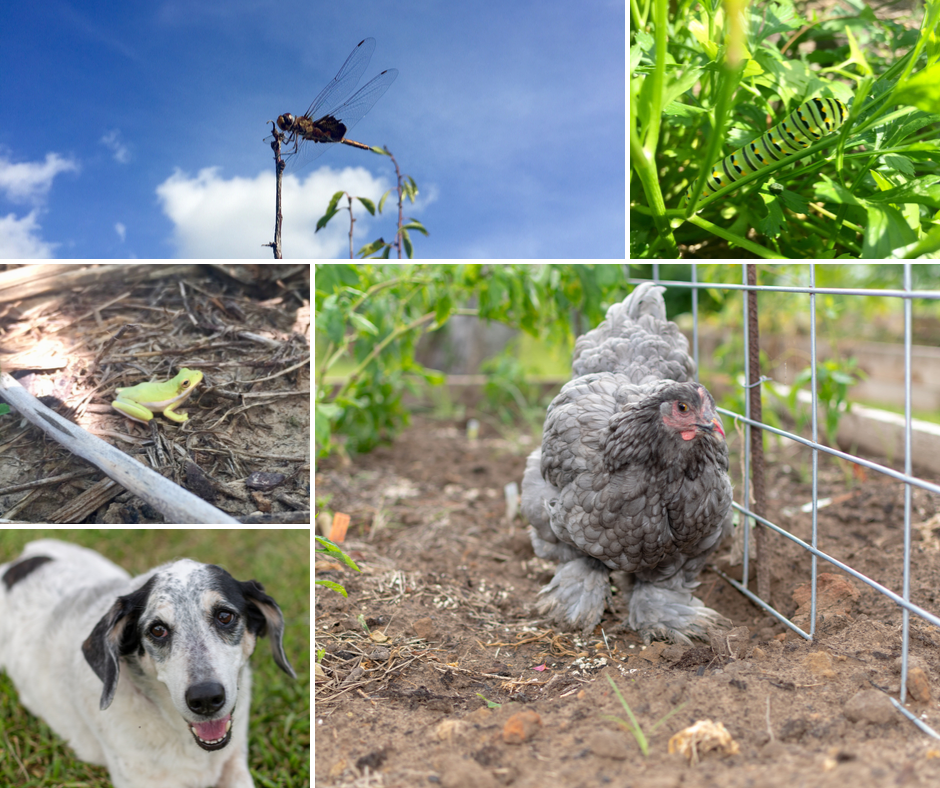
186 682 226 716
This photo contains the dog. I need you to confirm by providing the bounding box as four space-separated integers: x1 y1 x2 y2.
0 539 296 788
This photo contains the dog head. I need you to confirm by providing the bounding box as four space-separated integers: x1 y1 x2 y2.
82 560 295 751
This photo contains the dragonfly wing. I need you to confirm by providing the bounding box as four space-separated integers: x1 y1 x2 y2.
303 37 376 122
322 68 398 138
281 135 332 172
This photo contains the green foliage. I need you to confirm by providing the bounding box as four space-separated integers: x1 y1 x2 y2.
786 358 866 446
315 264 642 458
479 347 549 427
315 150 427 258
602 674 687 757
315 536 360 598
475 693 502 709
631 0 940 258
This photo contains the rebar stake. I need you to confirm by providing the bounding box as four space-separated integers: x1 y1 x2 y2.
747 264 771 603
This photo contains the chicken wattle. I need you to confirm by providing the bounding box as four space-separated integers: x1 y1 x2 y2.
521 283 733 643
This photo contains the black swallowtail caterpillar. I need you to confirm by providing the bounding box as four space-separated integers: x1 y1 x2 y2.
685 96 848 205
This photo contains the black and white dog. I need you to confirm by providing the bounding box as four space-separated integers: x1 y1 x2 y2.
0 539 296 788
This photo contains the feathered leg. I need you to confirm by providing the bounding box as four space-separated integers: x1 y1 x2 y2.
536 555 612 634
522 447 613 633
626 576 729 645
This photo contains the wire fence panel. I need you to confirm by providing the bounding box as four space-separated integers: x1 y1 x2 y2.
633 265 940 708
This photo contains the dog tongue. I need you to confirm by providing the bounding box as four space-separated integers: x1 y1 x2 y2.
194 716 229 741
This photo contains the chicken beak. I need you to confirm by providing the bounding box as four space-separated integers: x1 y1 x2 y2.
696 415 725 439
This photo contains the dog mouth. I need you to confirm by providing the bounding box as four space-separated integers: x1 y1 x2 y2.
189 714 233 751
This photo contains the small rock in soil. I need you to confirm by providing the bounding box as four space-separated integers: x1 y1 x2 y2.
803 650 837 679
502 710 542 744
843 689 896 724
906 666 932 703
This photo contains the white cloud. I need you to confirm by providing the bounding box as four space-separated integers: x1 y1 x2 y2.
155 165 395 258
115 222 126 242
0 211 58 258
100 130 132 164
0 153 79 258
0 153 79 206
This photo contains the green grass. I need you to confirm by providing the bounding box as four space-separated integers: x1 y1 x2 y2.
0 529 310 788
602 674 687 757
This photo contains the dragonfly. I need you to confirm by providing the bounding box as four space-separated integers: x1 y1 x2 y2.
275 38 398 172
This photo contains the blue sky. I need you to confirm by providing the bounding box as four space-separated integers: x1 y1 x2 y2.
0 1 625 259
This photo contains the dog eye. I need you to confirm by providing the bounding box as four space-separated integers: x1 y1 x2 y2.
216 611 235 625
149 624 169 639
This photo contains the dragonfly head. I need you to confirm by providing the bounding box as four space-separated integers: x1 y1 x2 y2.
276 114 295 131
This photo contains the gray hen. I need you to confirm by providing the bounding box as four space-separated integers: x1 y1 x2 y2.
521 283 733 644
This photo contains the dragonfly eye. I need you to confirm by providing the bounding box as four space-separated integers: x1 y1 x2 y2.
277 114 294 131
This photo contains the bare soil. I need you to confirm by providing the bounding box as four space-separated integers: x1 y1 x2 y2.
315 412 940 788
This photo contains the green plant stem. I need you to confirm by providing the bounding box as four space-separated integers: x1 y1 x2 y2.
334 311 436 398
333 307 480 400
687 214 787 258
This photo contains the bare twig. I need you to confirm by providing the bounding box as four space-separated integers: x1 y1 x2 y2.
264 122 284 259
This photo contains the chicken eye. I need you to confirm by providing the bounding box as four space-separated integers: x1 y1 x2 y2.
677 402 689 413
150 623 169 639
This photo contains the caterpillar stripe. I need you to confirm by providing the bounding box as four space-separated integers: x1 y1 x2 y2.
685 97 848 204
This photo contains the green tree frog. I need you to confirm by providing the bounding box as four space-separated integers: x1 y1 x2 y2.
111 368 204 424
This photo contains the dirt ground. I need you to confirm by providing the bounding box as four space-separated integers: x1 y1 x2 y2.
315 410 940 788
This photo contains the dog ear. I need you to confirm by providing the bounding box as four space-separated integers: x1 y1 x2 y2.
81 577 155 710
240 580 296 679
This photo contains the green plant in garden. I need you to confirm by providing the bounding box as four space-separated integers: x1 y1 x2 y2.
479 347 549 428
315 264 642 458
475 693 502 709
315 536 360 597
786 357 866 447
631 0 940 259
601 674 687 757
